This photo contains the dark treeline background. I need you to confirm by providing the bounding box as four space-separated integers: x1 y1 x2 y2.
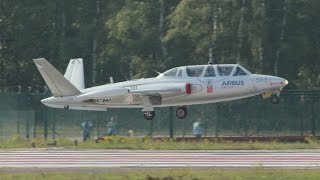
0 0 319 90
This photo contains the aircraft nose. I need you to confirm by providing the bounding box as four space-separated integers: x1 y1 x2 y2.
269 77 288 87
281 78 289 86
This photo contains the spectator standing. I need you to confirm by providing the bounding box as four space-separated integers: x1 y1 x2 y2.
192 118 203 138
81 121 93 141
107 117 118 136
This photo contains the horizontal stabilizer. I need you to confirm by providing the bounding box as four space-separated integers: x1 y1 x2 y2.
33 58 81 97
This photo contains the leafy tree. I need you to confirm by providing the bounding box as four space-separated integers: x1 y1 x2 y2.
105 0 171 79
0 0 319 90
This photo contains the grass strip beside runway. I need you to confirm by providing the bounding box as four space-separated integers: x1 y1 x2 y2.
1 168 320 180
1 135 320 150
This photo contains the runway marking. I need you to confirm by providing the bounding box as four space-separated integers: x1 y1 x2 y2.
0 150 319 168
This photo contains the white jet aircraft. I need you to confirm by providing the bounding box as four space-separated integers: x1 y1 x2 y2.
34 58 288 120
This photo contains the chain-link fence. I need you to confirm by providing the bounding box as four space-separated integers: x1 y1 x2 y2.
0 91 319 140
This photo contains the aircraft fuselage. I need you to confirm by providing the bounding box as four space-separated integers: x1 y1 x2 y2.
34 59 288 120
41 68 287 110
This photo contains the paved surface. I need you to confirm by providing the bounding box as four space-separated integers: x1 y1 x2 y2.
0 149 320 169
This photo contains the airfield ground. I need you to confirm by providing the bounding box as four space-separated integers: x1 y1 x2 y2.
1 135 320 150
1 136 320 179
1 168 320 179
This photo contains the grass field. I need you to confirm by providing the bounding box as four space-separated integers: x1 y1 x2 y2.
0 135 320 150
1 168 320 180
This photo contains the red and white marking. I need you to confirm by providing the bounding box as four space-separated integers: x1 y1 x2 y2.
0 150 319 168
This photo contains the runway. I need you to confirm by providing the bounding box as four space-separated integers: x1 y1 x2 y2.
0 149 320 169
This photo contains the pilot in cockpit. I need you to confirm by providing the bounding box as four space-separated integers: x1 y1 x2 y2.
233 67 247 76
187 69 196 77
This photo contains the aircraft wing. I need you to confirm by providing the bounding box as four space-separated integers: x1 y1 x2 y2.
78 83 195 110
128 82 188 95
77 83 189 101
129 87 183 94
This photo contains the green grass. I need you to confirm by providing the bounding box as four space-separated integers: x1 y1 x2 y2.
0 135 320 150
1 168 320 180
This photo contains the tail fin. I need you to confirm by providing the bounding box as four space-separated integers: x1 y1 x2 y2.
33 58 80 97
64 58 85 90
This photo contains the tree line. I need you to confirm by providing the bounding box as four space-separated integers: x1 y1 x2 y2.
0 0 319 91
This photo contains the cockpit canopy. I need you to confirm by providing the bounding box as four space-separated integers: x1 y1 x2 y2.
159 64 251 78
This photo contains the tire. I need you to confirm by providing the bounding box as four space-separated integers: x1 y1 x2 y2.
176 107 187 119
143 111 155 120
271 96 280 104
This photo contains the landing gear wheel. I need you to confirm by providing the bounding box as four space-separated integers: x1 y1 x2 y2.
143 111 155 120
271 95 280 104
64 105 69 109
176 106 187 119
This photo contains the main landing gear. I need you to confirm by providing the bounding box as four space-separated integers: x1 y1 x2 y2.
142 106 188 120
143 111 155 120
64 105 69 109
176 106 187 119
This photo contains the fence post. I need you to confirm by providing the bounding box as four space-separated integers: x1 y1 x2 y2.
52 109 56 140
0 114 2 138
260 100 266 136
16 94 22 135
100 112 104 136
33 111 37 139
169 107 174 138
299 107 303 136
44 110 48 139
215 105 219 137
149 118 153 137
26 112 30 139
296 93 304 136
96 115 100 137
16 111 20 134
182 118 185 138
244 101 248 137
311 94 316 136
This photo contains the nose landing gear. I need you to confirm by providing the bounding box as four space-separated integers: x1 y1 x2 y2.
270 95 280 104
262 91 281 104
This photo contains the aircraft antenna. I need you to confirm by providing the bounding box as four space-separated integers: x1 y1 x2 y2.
152 69 161 75
208 47 213 65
